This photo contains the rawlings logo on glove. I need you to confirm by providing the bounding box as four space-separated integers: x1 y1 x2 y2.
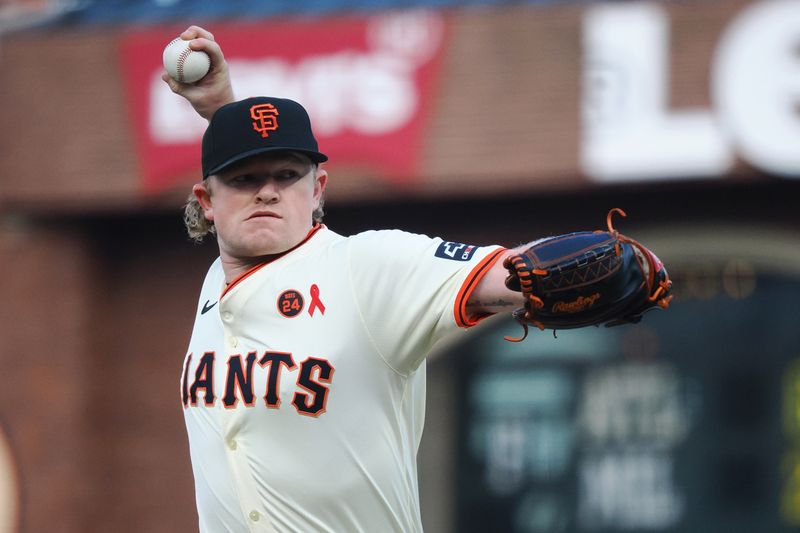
503 208 673 341
552 293 601 313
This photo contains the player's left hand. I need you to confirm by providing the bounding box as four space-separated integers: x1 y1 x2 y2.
503 208 673 341
162 25 235 120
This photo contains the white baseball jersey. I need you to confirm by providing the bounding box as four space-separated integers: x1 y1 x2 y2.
180 225 504 533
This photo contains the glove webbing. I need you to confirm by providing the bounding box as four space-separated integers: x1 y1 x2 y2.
606 208 673 310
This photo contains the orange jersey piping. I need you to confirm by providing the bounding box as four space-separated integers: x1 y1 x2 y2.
454 247 507 328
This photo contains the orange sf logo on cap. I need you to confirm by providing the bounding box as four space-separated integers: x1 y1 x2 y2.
250 103 279 138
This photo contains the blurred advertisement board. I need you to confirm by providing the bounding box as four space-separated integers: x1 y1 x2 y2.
120 0 799 194
581 0 800 182
121 11 447 192
2 1 797 205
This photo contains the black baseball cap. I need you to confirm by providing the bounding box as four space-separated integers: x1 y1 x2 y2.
201 96 328 178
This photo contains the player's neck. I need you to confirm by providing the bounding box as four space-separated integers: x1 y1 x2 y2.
219 254 277 284
218 224 323 283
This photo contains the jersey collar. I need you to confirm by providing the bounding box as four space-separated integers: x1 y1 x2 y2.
220 223 324 299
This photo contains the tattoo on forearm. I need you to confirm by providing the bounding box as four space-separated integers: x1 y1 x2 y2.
467 298 517 309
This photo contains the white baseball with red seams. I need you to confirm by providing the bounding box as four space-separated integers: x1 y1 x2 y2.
163 37 210 83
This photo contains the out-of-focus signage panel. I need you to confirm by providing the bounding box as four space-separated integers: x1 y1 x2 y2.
103 1 800 201
457 262 800 532
121 11 447 192
581 0 800 182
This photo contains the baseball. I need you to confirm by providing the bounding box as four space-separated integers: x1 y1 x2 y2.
163 37 210 84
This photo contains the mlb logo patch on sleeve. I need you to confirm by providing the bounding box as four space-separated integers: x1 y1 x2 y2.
435 241 478 261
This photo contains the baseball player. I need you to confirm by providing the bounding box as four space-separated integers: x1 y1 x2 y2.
165 27 671 533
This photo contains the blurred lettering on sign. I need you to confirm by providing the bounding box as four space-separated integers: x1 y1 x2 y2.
581 0 800 181
121 10 447 192
576 363 696 530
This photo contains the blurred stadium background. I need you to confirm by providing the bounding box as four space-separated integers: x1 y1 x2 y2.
1 0 799 531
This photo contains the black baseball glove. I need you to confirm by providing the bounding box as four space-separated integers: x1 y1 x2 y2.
503 208 672 341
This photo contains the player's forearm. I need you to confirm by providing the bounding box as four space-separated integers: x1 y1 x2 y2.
466 249 525 314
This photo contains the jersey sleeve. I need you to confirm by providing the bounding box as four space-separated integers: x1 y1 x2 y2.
347 230 505 375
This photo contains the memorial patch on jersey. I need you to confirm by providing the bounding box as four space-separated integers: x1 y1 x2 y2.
435 241 478 261
308 283 326 317
277 289 304 318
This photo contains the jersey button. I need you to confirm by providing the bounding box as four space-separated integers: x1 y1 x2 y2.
227 439 237 451
222 311 233 322
229 336 239 348
249 510 260 522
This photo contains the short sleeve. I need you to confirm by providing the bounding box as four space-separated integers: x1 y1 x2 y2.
347 230 504 374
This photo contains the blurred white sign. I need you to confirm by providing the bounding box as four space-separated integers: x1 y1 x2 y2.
576 363 693 530
712 0 800 177
578 451 684 530
581 0 800 181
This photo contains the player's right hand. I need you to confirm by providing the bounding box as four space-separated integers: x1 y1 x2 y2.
162 25 236 120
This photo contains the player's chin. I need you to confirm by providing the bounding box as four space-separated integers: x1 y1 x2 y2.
238 229 292 256
241 216 283 235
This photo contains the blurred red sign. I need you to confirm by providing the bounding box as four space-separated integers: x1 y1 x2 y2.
121 11 448 193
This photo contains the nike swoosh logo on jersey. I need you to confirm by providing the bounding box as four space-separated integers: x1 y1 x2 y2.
201 300 218 315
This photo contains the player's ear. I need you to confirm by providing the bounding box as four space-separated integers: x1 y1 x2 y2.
313 168 327 206
193 181 214 221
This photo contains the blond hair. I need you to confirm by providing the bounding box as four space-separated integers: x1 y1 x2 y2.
183 180 216 243
183 177 326 243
